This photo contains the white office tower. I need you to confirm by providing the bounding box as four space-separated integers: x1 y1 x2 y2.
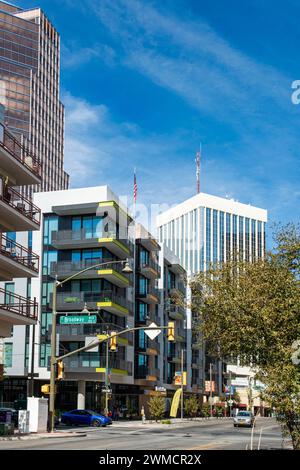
157 192 267 409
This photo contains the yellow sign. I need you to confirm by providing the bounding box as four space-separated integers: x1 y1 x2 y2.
174 371 187 386
170 388 182 417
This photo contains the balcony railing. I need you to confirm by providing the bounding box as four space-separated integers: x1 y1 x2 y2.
56 290 132 312
0 123 42 179
0 233 39 272
0 186 40 225
50 257 131 279
63 355 133 374
51 228 133 251
0 288 37 321
140 257 161 275
53 323 133 343
138 287 160 302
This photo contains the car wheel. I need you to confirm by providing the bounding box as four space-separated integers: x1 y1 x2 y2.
91 419 102 427
64 420 72 426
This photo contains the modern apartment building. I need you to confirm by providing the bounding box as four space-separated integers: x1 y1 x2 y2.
133 224 161 410
157 192 268 406
0 0 69 192
0 119 41 388
158 244 188 393
24 186 137 412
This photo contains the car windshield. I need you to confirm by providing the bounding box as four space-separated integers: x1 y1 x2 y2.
238 412 251 416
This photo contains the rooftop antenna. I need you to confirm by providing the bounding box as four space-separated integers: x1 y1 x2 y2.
196 143 202 194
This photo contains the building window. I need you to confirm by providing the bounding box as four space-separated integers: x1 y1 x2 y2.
4 282 14 304
206 208 211 267
43 215 58 245
213 210 218 264
4 343 13 368
233 215 238 261
251 220 256 260
139 276 148 295
137 302 148 322
139 247 149 266
219 211 224 262
258 221 262 259
239 216 244 261
226 213 231 261
245 218 250 262
138 330 147 349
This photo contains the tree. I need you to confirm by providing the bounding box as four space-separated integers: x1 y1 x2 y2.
184 396 199 418
148 396 165 422
191 224 300 449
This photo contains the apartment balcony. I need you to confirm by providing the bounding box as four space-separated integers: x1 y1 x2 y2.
0 186 40 232
174 332 186 343
0 233 39 281
0 123 42 185
63 355 133 376
135 365 159 381
136 237 160 252
146 341 160 356
168 305 185 321
53 290 133 317
0 288 37 336
168 356 182 365
51 228 132 257
139 258 161 280
169 281 186 297
137 287 160 304
49 323 133 346
50 258 131 287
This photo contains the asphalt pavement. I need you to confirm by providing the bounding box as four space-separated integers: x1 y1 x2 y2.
0 418 291 450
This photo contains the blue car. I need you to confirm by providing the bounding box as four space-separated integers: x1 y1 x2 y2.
61 409 112 427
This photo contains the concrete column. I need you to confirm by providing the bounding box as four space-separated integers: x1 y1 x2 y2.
77 381 86 409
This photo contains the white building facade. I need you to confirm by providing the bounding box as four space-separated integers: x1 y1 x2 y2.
157 192 267 408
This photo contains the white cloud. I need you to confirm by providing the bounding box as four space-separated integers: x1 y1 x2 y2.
61 42 116 69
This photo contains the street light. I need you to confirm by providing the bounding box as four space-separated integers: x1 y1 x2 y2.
49 258 132 433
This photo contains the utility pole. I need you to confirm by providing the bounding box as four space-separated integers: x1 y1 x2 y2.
209 362 213 418
104 336 109 416
49 279 58 433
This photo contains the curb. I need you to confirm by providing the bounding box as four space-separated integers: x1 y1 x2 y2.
0 432 87 441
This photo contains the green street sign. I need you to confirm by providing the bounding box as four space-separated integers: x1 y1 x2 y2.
59 315 97 325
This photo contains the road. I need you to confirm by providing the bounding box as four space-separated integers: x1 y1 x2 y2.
0 418 290 450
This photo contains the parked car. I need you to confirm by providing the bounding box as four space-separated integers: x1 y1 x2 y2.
61 409 112 427
233 411 255 428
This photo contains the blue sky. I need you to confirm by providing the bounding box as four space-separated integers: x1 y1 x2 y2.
20 0 300 233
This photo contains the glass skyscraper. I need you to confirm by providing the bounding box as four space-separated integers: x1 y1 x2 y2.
157 193 267 274
157 192 267 395
0 1 69 192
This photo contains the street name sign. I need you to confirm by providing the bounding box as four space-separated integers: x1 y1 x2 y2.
59 315 97 325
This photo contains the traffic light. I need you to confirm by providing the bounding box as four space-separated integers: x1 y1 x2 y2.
57 360 64 380
167 322 175 341
109 331 117 351
41 384 51 394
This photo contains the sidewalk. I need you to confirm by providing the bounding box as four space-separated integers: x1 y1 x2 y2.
0 430 87 441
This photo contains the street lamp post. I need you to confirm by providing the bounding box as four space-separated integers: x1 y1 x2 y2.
209 362 213 418
48 258 132 433
104 335 109 416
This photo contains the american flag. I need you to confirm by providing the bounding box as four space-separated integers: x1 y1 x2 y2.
133 170 137 203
